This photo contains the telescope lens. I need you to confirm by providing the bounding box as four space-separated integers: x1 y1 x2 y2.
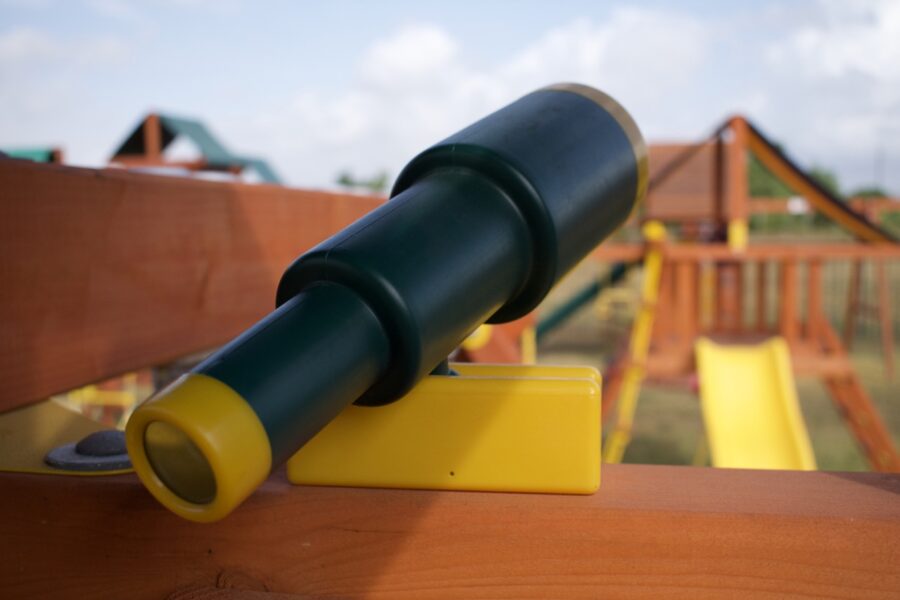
144 421 216 505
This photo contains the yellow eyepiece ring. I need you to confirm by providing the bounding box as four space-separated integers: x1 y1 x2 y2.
125 374 272 523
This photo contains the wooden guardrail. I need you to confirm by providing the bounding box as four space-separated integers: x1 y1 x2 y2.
0 160 383 412
2 160 899 598
1 465 898 599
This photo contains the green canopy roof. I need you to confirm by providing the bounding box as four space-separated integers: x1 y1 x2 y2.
111 113 282 184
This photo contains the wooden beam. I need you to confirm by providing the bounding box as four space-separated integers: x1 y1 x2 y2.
806 259 823 341
876 261 895 380
714 262 743 333
755 261 768 331
594 243 900 263
145 114 162 160
844 259 862 349
674 260 698 343
1 465 898 599
0 160 383 412
591 244 645 262
663 244 900 261
726 117 748 224
779 260 799 346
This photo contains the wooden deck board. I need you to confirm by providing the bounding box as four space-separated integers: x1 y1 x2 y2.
1 464 898 599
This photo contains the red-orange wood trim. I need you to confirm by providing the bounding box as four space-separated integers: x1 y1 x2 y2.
0 160 383 411
1 465 898 599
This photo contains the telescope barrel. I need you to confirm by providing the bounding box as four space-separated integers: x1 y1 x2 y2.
125 83 647 521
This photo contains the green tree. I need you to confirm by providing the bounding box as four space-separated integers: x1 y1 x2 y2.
748 155 792 197
850 186 888 199
808 165 841 197
335 170 390 195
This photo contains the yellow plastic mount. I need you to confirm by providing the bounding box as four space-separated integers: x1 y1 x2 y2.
287 363 601 494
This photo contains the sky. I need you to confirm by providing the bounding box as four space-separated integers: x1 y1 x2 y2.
1 0 899 194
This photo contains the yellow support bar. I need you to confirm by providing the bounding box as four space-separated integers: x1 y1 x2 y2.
728 219 748 252
603 221 666 464
520 326 537 364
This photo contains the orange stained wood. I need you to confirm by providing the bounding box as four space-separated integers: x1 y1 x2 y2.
877 261 895 381
714 262 743 333
806 260 824 341
593 243 900 263
0 160 384 412
673 260 698 342
778 260 799 346
643 142 719 222
1 465 899 599
749 197 794 215
726 117 749 222
755 261 768 331
844 260 863 349
144 113 162 160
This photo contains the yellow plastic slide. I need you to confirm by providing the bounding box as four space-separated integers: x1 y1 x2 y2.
695 337 816 470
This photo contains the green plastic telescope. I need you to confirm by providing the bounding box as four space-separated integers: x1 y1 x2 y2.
125 83 647 522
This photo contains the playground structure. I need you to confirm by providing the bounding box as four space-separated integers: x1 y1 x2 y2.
109 112 282 183
1 98 899 597
574 116 900 471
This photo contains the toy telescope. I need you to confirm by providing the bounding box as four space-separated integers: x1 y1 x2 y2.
125 83 647 521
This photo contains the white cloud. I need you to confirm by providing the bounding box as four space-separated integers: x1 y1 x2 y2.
3 1 898 195
0 26 130 68
233 7 712 189
762 0 900 191
0 27 57 64
359 24 459 89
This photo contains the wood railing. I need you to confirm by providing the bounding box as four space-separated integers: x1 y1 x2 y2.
1 160 899 598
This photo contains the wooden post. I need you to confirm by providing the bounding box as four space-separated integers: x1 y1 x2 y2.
877 260 895 381
714 262 742 333
654 260 675 345
756 261 768 331
712 133 725 226
807 259 823 342
726 117 749 235
144 113 162 160
779 259 799 347
674 260 698 346
844 259 862 349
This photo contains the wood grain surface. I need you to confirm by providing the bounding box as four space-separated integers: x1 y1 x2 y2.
0 160 382 411
1 464 898 599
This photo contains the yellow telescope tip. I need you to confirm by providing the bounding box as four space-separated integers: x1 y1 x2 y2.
125 374 271 522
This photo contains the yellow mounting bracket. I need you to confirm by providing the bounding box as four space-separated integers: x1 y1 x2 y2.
287 363 602 494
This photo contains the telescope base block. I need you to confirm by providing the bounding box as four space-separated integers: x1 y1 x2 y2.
287 364 601 494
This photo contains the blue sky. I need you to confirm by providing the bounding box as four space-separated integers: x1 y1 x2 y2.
2 0 898 194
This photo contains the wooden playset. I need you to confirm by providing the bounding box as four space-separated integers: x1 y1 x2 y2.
591 116 900 471
1 90 898 598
